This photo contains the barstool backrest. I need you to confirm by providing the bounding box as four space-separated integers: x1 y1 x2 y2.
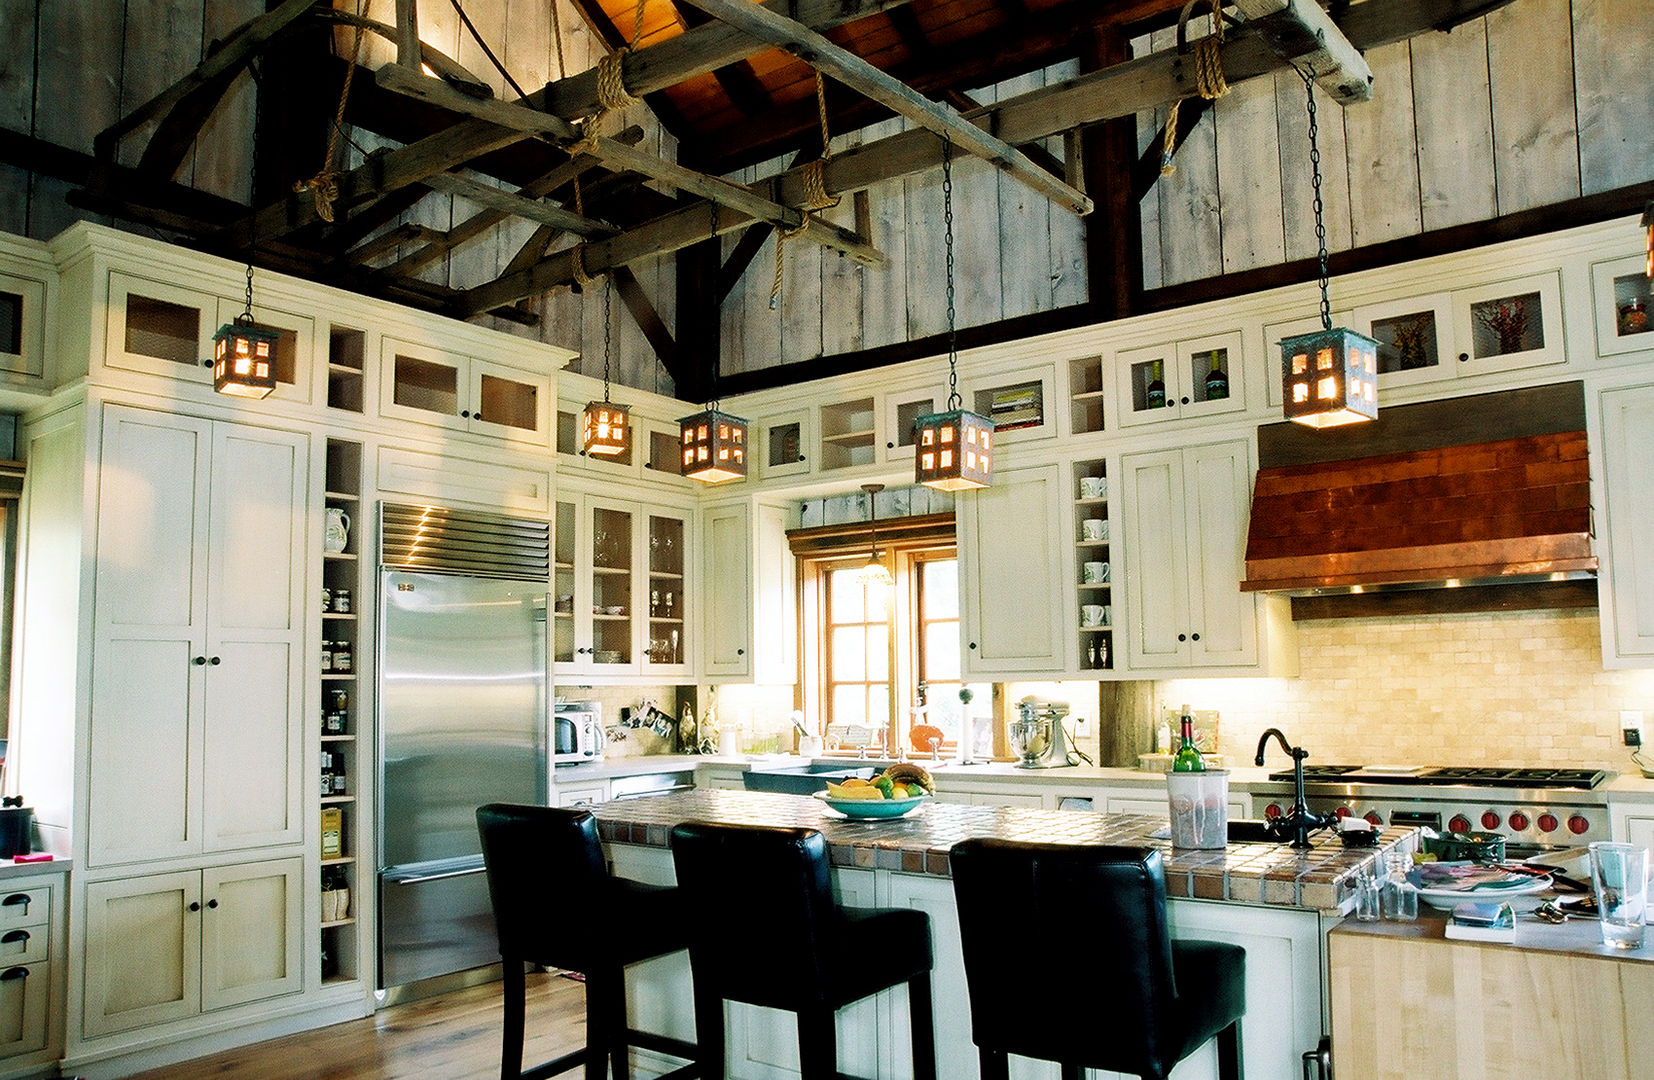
669 822 837 996
476 803 609 970
949 840 1181 1073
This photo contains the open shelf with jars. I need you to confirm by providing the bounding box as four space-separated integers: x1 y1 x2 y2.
320 438 363 985
1072 459 1113 673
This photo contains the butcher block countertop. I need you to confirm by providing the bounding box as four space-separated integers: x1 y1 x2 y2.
593 788 1416 912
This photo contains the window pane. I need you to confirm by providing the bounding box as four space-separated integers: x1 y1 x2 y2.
829 569 863 623
833 685 866 725
831 626 866 681
924 623 960 681
868 690 890 731
924 684 963 740
867 624 889 681
921 559 959 620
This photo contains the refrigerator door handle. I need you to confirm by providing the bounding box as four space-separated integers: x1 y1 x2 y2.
388 866 488 886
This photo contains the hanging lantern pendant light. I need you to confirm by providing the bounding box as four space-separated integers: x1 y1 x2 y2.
582 277 631 456
915 137 994 490
1280 68 1378 428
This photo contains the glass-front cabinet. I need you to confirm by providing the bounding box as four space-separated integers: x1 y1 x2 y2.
1592 253 1654 357
379 337 550 444
554 494 691 678
1114 330 1245 427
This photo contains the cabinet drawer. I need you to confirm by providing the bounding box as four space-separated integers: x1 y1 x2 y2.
0 962 48 1058
0 925 46 967
0 887 49 931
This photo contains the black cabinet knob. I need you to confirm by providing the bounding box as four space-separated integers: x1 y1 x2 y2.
210 656 221 665
207 898 219 909
1180 396 1190 405
193 656 207 666
736 648 744 656
1177 633 1187 642
968 642 977 650
461 410 471 418
1458 352 1469 362
188 901 201 912
887 441 895 449
797 455 806 462
1191 633 1200 641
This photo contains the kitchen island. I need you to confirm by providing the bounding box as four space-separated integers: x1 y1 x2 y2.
592 789 1414 1080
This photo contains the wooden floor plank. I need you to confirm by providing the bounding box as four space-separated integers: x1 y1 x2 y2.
117 972 589 1080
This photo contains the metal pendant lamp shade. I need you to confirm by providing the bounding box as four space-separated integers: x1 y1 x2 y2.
679 408 748 483
211 315 280 399
1281 67 1376 428
582 279 631 456
855 483 893 587
915 137 994 490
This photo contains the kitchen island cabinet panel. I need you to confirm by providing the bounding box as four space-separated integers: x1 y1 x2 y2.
958 464 1067 675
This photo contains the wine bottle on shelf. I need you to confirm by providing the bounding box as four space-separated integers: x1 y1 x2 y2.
1145 360 1167 409
1171 705 1205 772
1203 351 1229 400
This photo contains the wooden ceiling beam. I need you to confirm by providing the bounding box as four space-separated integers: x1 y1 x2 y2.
421 171 616 236
456 0 1512 312
613 266 680 376
674 0 1094 215
887 7 932 57
1229 0 1373 103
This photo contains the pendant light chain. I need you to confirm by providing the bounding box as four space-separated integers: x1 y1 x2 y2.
1301 67 1331 333
601 274 614 403
942 136 960 411
241 61 263 323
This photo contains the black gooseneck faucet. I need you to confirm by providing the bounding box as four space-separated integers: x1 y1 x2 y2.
1254 728 1336 849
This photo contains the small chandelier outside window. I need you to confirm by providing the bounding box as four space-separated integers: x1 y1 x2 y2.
582 278 631 456
854 483 894 588
679 407 748 483
915 137 993 490
1279 68 1378 428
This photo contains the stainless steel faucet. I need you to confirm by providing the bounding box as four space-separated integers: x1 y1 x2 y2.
1254 728 1336 849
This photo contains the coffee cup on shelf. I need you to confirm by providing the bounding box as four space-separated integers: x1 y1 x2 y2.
1083 561 1110 584
1081 604 1107 627
1081 518 1107 542
1079 476 1107 500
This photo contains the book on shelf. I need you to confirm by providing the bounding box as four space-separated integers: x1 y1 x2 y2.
1444 900 1516 943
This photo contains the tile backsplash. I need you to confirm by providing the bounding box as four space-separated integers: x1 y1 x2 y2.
1160 610 1654 772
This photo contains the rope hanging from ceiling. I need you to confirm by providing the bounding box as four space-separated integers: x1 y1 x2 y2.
574 0 648 156
293 0 367 223
1160 0 1231 177
772 69 840 309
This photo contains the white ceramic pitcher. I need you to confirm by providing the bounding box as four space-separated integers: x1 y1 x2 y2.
324 508 351 554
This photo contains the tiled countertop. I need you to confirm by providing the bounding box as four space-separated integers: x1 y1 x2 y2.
593 789 1415 912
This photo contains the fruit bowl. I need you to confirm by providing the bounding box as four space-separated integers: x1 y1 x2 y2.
812 791 927 819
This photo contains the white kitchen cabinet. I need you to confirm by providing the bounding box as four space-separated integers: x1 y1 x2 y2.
0 262 49 385
82 858 302 1037
1114 330 1245 428
0 872 66 1074
1119 439 1295 674
86 406 307 867
379 337 550 445
957 464 1067 676
1597 383 1654 667
1591 253 1654 357
554 781 610 807
700 499 796 683
553 491 693 680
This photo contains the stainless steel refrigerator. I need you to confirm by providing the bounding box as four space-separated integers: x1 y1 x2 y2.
377 503 550 990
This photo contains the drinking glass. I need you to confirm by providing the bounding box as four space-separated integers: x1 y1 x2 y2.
1354 870 1381 921
1589 841 1648 949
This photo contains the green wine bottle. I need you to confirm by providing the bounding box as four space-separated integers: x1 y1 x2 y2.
1145 360 1167 409
1204 351 1229 400
1171 706 1205 772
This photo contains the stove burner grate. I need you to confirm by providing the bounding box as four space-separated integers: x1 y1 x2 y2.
1267 765 1607 789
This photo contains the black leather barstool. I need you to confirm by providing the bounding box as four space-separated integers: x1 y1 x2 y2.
476 804 697 1080
950 839 1245 1080
668 821 937 1080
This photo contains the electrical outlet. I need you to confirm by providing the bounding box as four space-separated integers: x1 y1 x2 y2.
1622 709 1645 747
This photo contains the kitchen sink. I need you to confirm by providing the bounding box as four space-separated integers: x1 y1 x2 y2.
1227 819 1278 844
742 760 897 795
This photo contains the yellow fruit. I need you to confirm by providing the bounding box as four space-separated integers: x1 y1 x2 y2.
824 781 883 800
840 777 871 788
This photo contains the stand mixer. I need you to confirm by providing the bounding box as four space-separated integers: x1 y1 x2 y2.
1009 699 1078 769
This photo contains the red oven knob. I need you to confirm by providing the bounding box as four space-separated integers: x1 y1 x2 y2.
1537 813 1559 833
1481 811 1502 830
1449 814 1472 833
1567 814 1590 836
1508 810 1530 831
1364 811 1383 827
1263 802 1283 820
1334 806 1352 819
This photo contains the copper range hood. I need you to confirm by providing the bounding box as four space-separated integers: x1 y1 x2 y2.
1242 383 1597 596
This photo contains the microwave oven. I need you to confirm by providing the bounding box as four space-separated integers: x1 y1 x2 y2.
552 701 604 764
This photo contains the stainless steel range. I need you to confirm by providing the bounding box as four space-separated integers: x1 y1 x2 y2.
1251 764 1613 855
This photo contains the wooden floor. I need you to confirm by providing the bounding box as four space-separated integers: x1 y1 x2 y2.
118 972 590 1080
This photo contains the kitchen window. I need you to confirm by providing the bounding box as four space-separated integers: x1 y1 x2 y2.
793 514 985 757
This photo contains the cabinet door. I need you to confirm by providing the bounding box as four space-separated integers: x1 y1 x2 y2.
1183 441 1259 668
200 858 302 1011
1450 273 1566 375
0 268 47 381
202 425 307 851
1120 449 1195 669
958 464 1067 674
588 500 637 670
83 871 203 1036
88 407 212 866
105 272 211 385
470 359 550 445
379 339 466 431
552 500 579 667
643 510 691 676
0 960 48 1058
701 502 752 679
1599 384 1654 665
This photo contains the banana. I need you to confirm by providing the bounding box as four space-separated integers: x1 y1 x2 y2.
881 763 935 795
825 780 886 800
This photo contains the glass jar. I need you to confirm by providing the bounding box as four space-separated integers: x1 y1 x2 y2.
1381 850 1418 921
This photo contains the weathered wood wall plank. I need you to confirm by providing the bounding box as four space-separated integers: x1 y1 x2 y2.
1274 71 1353 261
1342 40 1422 247
902 135 946 341
192 0 260 203
1045 60 1087 311
1409 20 1496 231
1569 0 1651 194
0 0 36 233
859 115 913 350
1154 22 1224 285
1134 34 1164 291
120 0 207 180
1215 68 1285 273
1487 0 1580 212
820 131 867 358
